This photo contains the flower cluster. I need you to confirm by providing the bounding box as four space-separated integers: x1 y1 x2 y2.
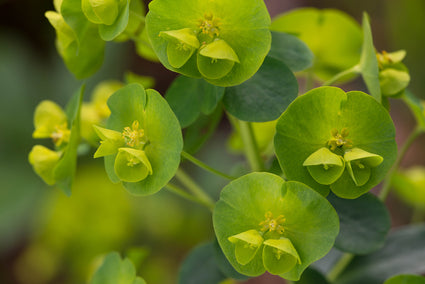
213 173 339 281
377 50 410 97
146 0 271 86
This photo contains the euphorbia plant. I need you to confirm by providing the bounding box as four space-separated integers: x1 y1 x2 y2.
27 0 425 283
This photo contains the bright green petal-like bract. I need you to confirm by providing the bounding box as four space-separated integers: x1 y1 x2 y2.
28 145 62 185
146 0 271 86
97 83 183 196
274 86 397 198
213 172 339 281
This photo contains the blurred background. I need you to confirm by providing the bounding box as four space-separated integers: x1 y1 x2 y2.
0 0 424 283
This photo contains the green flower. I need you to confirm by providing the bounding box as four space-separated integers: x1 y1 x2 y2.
28 87 84 195
32 100 70 148
376 50 410 97
145 0 271 86
28 145 62 185
275 86 397 198
80 80 123 144
213 172 339 281
93 83 183 196
392 167 425 210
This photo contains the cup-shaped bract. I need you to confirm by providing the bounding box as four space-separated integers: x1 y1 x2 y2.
32 100 70 147
344 147 383 186
28 145 62 185
84 0 120 25
377 50 410 97
392 167 425 210
145 0 271 86
262 238 301 275
303 147 345 185
159 28 200 68
228 229 264 265
94 83 183 196
274 86 397 198
213 172 339 281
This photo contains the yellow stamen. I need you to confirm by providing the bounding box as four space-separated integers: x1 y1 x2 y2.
122 120 146 148
259 211 286 234
328 127 352 151
198 13 221 38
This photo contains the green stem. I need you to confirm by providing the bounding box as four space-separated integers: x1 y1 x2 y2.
181 151 236 180
322 65 360 86
165 183 212 209
327 253 355 282
238 120 264 172
379 126 423 201
175 169 215 211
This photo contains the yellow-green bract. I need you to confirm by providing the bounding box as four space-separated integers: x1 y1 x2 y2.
28 86 84 195
271 8 362 81
93 83 183 196
145 0 271 87
213 172 339 281
274 86 397 199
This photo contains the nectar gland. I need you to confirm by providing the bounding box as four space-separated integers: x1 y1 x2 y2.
259 211 286 235
328 128 353 151
122 120 146 148
198 13 221 38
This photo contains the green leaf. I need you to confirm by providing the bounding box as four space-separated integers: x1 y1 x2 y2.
105 83 183 195
98 0 131 41
53 85 85 195
145 0 271 86
223 56 298 122
334 225 425 284
268 31 314 72
165 75 225 128
295 267 329 284
359 12 381 103
274 86 397 198
59 0 105 78
213 172 339 281
178 243 226 284
384 275 425 284
328 193 390 254
183 106 223 154
90 252 146 284
271 8 362 81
